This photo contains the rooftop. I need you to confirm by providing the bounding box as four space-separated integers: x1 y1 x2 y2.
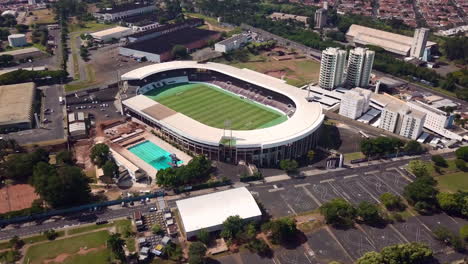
123 28 219 54
216 34 248 46
176 187 262 234
0 47 40 56
129 19 204 38
90 26 132 38
0 82 35 126
96 3 154 14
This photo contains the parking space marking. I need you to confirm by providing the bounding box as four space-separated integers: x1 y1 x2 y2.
356 181 381 203
320 179 335 183
268 188 285 192
364 170 379 175
343 174 358 179
328 182 351 201
301 186 322 206
294 183 310 188
388 167 414 182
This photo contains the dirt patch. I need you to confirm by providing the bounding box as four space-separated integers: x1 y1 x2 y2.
264 70 286 79
73 139 93 170
44 245 105 263
0 184 39 214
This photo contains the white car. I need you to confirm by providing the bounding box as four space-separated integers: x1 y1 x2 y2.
149 207 157 212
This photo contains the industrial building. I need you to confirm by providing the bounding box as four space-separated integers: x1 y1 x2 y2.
67 112 88 140
0 82 36 131
346 25 436 58
339 88 372 119
0 47 42 60
318 47 346 90
269 12 309 27
8 34 27 47
126 19 204 43
176 187 262 238
119 28 220 63
346 47 375 88
214 34 250 53
93 3 156 22
90 26 133 42
410 28 430 58
120 13 159 32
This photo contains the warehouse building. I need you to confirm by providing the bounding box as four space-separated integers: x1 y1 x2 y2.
119 28 220 62
214 34 250 53
0 47 42 60
0 82 36 131
176 187 262 239
93 3 156 22
90 26 133 42
126 18 204 43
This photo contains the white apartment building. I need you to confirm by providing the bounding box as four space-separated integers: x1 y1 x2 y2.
314 9 327 29
410 28 430 58
379 103 400 133
319 47 346 90
398 108 426 140
346 47 375 88
214 34 250 53
94 4 156 22
339 88 371 119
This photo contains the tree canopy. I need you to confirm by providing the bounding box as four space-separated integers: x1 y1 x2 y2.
357 243 433 264
107 233 126 262
356 201 383 225
360 137 403 157
407 160 429 178
221 215 244 241
279 159 298 173
455 146 468 161
261 217 298 244
403 176 438 213
319 198 357 228
156 155 212 188
379 193 405 211
90 143 110 167
188 241 207 264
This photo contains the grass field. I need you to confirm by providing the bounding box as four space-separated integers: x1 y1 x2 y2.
436 172 468 192
30 9 56 24
23 230 110 264
145 83 288 130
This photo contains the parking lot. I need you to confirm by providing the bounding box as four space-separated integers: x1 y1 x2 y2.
66 87 122 122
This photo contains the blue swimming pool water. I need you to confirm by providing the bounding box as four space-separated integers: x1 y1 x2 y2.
128 141 182 170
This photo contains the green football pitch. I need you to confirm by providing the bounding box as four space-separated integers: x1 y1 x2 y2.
144 83 288 130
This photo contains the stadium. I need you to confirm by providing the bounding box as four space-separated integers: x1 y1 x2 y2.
121 61 324 166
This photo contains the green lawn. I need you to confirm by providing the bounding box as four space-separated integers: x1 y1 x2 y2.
23 230 110 264
344 152 365 162
23 231 65 245
67 223 113 235
145 83 288 130
435 172 468 192
115 219 136 252
61 249 111 264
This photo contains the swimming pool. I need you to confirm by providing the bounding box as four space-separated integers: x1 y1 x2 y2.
128 140 182 170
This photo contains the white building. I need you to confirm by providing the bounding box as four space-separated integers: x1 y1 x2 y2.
93 4 156 22
339 88 372 119
319 47 346 90
28 0 36 5
314 9 327 29
176 187 262 238
379 103 400 133
398 108 426 140
410 28 430 58
214 34 250 53
8 34 27 47
346 47 375 88
90 26 133 42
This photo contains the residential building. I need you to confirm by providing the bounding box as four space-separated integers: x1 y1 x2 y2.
379 103 400 133
269 12 310 27
314 8 327 29
338 88 372 119
93 3 156 22
214 34 250 53
318 47 346 90
410 28 429 58
398 108 426 140
346 47 375 88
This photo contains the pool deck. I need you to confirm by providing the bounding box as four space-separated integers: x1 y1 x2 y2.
112 132 192 180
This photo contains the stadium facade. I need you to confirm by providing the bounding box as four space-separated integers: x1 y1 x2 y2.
121 61 324 167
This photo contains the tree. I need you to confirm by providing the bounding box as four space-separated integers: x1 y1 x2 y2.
307 150 315 162
403 176 438 213
357 201 382 225
102 160 118 178
107 233 126 262
246 238 270 256
455 146 468 161
163 242 183 261
221 215 244 241
279 159 298 173
171 45 188 59
319 198 357 227
356 251 384 264
197 229 210 245
15 24 29 33
407 160 429 177
455 159 466 171
381 243 433 264
8 236 24 250
56 150 73 165
437 192 459 214
90 143 110 167
152 224 164 235
379 193 405 211
460 225 468 241
43 229 58 240
261 217 298 244
188 241 207 264
431 155 447 167
433 226 465 252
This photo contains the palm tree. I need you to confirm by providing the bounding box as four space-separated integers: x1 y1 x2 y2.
307 150 315 162
107 233 126 263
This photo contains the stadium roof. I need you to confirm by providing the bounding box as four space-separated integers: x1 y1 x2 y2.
0 82 35 126
346 25 436 56
176 187 262 236
122 61 324 148
96 3 153 14
123 28 219 54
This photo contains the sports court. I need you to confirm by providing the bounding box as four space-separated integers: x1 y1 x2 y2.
144 83 288 130
0 184 39 214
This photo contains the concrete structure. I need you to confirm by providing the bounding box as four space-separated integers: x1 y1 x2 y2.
93 3 156 22
410 28 430 59
8 34 27 47
122 61 324 166
379 103 400 133
346 24 436 57
1 10 17 17
127 19 204 43
67 112 87 139
120 28 220 63
90 26 133 42
314 8 327 29
0 47 42 60
346 47 375 88
214 34 250 53
176 187 262 238
28 0 36 5
339 88 372 119
269 12 309 27
319 47 346 90
0 82 35 130
398 107 426 140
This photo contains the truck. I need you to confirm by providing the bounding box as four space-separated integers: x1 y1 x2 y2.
59 96 64 105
